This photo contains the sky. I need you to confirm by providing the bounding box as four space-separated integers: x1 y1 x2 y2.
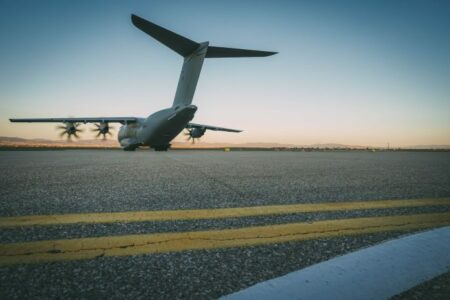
0 0 449 147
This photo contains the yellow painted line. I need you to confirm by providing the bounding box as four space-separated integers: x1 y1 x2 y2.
1 212 449 266
0 198 449 228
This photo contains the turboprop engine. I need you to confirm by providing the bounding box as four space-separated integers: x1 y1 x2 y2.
57 122 83 141
92 122 113 140
184 127 206 144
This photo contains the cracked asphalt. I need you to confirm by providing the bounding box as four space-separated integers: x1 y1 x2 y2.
0 150 450 299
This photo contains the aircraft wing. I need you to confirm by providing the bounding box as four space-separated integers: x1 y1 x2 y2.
9 117 138 124
186 122 242 133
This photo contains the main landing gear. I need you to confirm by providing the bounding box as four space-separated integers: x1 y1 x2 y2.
153 144 171 152
123 145 138 151
122 144 171 151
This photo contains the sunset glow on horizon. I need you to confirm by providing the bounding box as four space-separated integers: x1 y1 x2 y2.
1 1 449 147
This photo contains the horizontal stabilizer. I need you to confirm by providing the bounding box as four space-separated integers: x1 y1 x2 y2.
131 14 199 57
206 46 277 58
131 14 277 59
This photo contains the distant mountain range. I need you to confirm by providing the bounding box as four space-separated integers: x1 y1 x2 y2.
1 136 449 150
0 136 119 148
0 137 367 149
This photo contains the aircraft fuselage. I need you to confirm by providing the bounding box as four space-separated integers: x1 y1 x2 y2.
118 105 197 150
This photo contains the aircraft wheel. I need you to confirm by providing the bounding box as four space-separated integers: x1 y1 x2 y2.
153 145 170 151
123 145 138 151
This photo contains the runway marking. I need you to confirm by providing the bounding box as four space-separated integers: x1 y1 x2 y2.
222 227 450 300
1 212 449 266
0 198 449 228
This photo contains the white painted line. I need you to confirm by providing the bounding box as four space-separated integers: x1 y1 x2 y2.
222 226 450 300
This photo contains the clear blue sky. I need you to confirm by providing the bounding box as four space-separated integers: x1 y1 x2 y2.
1 0 449 146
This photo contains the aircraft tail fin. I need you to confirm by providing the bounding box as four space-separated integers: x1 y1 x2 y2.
131 14 276 107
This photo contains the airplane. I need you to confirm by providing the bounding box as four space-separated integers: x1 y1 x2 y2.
9 14 277 151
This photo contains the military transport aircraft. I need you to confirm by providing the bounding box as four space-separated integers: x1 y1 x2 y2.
10 14 276 151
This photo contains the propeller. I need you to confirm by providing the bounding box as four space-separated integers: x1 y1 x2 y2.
92 122 113 140
184 129 197 144
184 127 206 144
57 122 83 141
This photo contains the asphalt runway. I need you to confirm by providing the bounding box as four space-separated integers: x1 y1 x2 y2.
1 150 450 298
